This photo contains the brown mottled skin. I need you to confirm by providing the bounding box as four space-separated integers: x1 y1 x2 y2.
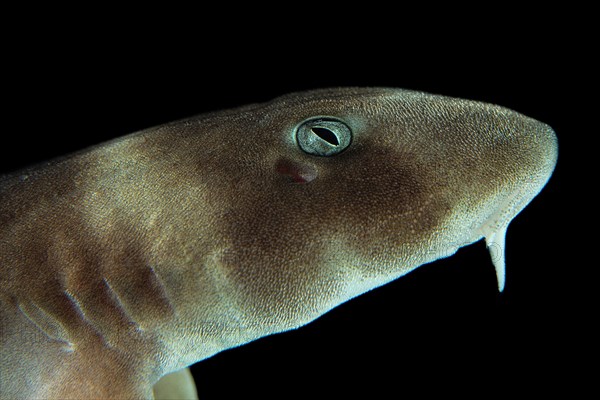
0 88 557 399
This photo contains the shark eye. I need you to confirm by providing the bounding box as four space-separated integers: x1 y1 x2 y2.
296 118 352 156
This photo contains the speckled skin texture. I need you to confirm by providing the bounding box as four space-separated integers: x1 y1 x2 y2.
0 88 557 399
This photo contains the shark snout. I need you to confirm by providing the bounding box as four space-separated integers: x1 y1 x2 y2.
480 118 558 291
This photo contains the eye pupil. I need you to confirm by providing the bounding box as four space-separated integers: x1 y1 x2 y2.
311 127 339 146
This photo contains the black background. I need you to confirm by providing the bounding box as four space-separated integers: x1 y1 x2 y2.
2 9 588 398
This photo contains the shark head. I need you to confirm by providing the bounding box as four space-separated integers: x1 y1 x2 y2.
165 88 558 332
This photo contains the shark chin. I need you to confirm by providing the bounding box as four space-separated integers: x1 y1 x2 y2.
480 181 548 292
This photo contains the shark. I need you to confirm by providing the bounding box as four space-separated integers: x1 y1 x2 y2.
0 88 557 399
